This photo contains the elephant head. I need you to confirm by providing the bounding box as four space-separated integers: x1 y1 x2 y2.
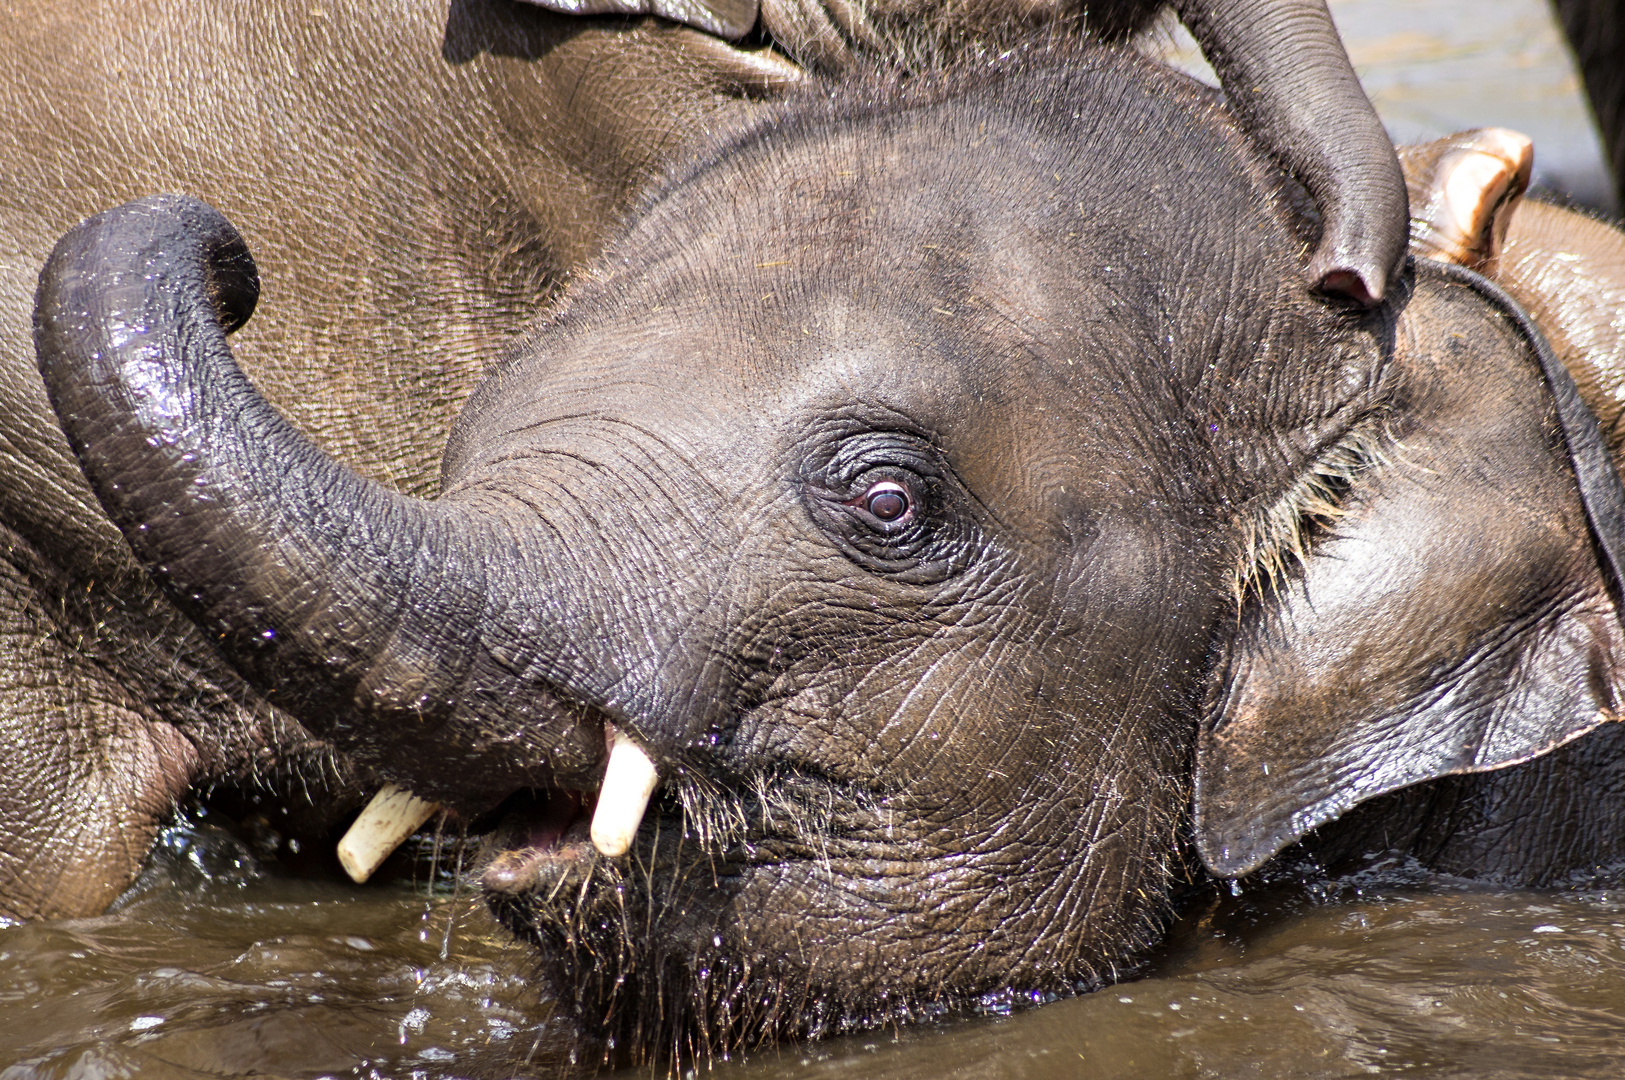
34 45 1624 1058
518 0 1410 303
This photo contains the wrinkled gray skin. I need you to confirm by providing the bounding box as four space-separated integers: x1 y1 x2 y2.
34 46 1625 1060
0 0 803 922
1 0 1406 922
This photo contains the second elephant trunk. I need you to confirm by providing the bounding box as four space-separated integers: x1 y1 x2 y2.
1175 0 1409 301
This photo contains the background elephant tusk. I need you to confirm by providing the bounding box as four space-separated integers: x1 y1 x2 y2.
337 785 442 883
591 729 659 858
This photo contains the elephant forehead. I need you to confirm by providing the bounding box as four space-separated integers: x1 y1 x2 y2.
450 50 1358 510
460 285 1186 527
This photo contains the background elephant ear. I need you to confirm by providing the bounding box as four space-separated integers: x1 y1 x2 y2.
1195 266 1625 878
516 0 759 40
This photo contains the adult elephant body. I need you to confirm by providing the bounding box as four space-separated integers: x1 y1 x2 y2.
35 44 1625 1059
0 0 798 921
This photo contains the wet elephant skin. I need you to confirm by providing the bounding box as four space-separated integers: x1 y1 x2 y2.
0 0 1414 932
34 44 1625 1062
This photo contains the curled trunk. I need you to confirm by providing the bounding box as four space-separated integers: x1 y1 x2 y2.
33 195 511 765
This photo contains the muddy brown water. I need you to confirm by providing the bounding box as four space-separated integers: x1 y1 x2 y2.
8 833 1625 1078
5 1 1622 1076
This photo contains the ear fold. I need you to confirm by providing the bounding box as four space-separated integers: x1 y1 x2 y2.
1400 127 1533 273
1195 265 1625 878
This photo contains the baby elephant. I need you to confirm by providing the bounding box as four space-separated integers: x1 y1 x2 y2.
33 43 1625 1063
0 0 1404 929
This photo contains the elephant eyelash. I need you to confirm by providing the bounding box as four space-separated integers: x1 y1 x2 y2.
1230 423 1393 605
801 432 982 581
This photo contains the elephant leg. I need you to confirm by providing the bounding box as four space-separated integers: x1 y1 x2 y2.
1497 198 1625 457
1550 0 1625 209
0 521 361 920
0 533 199 920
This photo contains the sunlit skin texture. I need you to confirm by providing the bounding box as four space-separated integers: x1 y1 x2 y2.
531 0 1411 299
0 0 1412 930
38 44 1625 1062
1498 200 1625 453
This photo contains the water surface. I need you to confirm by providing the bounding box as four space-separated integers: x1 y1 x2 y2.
0 830 569 1077
715 869 1625 1080
9 847 1625 1078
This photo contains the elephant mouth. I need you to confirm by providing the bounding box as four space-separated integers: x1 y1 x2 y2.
453 728 882 906
466 722 679 894
465 760 848 898
334 717 667 888
476 786 601 896
335 694 883 917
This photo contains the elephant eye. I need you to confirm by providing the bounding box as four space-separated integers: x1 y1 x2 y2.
845 479 912 525
863 482 909 522
803 429 978 583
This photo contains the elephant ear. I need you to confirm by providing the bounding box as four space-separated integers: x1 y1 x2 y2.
1194 260 1625 878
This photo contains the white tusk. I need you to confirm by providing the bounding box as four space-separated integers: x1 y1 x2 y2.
337 784 441 883
591 729 659 858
